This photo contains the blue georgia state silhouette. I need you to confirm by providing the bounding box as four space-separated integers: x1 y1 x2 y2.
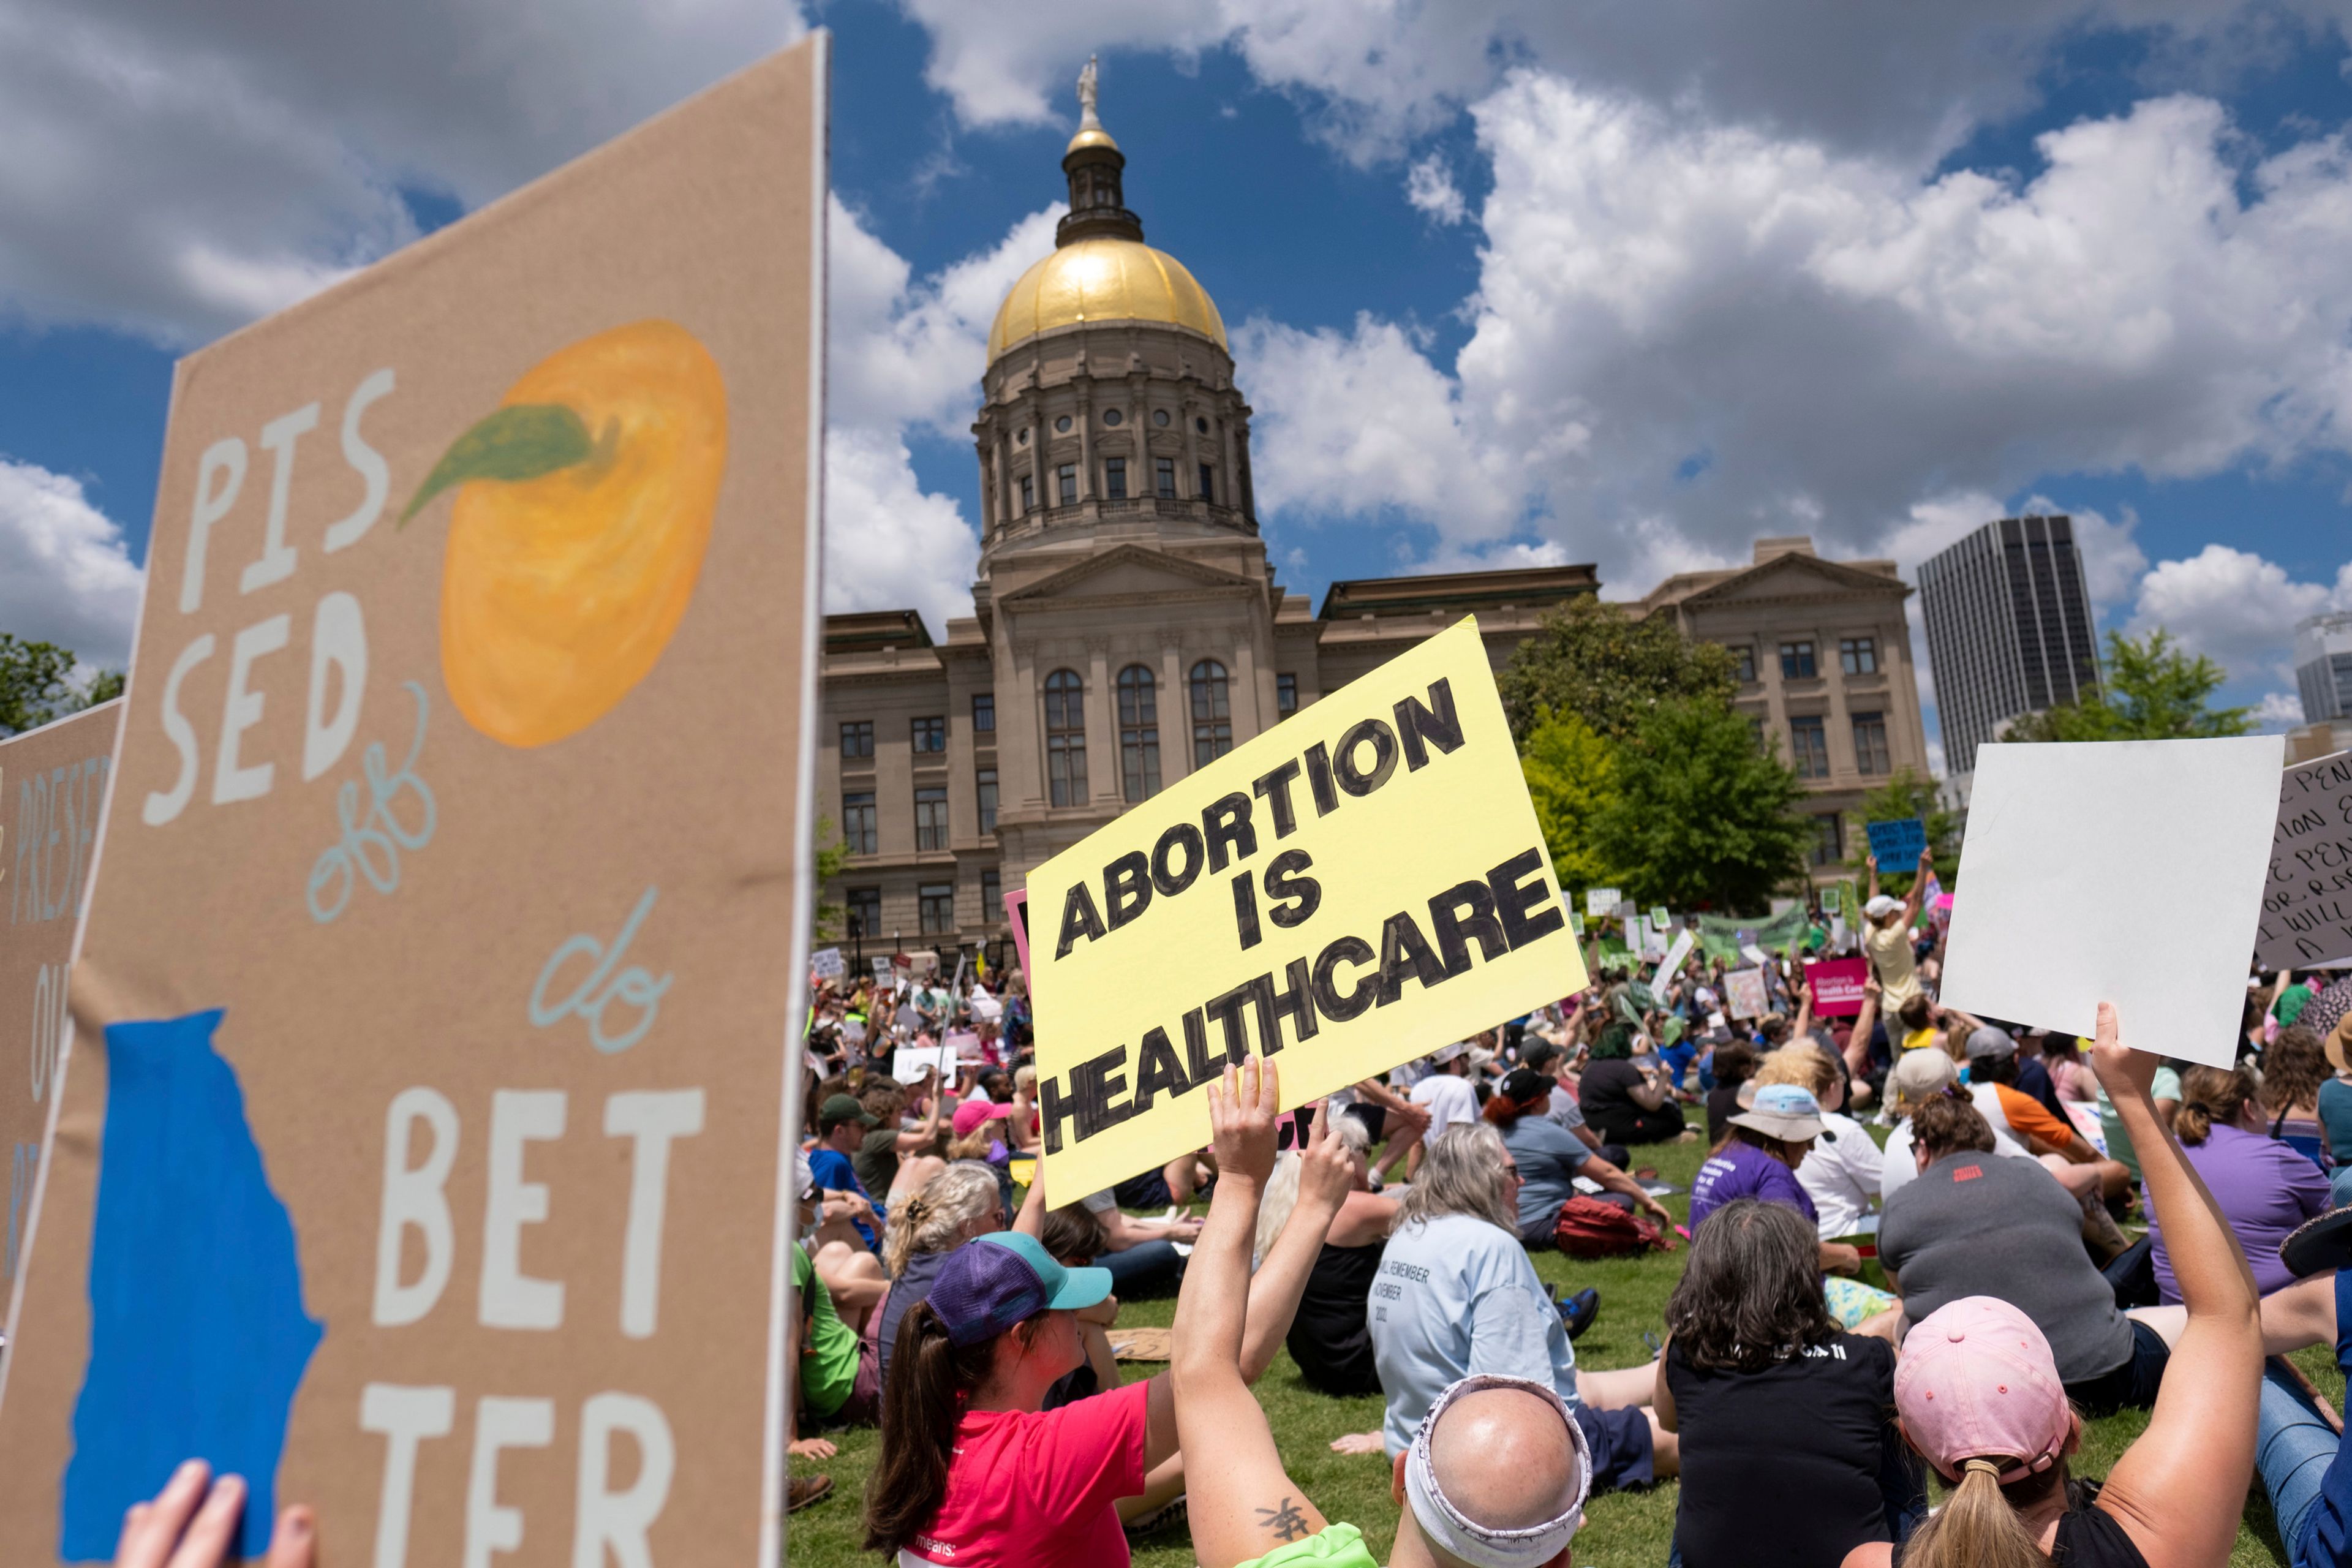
61 1008 322 1562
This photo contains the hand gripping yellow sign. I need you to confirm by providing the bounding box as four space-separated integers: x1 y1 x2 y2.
1031 617 1589 1196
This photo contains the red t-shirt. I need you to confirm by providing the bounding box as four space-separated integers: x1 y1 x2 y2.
902 1377 1150 1567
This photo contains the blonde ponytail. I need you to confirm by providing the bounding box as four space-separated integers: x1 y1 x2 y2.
1899 1460 2053 1568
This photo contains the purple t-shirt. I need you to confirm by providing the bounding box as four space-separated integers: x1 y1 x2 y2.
2148 1122 2331 1302
1690 1140 1819 1233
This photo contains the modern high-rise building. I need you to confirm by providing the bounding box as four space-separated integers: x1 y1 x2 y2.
1915 514 2100 779
2296 612 2352 723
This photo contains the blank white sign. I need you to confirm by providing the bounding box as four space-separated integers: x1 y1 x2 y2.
1940 736 2284 1069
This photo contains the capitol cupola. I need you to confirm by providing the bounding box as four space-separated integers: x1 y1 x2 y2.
973 55 1256 562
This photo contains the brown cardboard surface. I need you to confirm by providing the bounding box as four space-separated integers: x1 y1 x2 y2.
0 702 122 1295
0 36 826 1568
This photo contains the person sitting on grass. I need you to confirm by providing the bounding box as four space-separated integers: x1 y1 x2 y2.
1172 1059 1594 1568
1485 1066 1678 1243
1844 1002 2261 1568
875 1161 1006 1392
862 1221 1167 1566
1964 1028 2132 1203
1878 1094 2166 1415
1658 1199 1923 1568
1522 1036 1632 1169
1689 1084 1863 1276
1705 1040 1760 1145
1356 1122 1676 1487
2142 1063 2328 1304
1576 1021 1694 1146
1750 1044 1884 1242
1879 1047 2030 1204
2262 1025 2335 1174
1251 1112 1399 1398
1074 1185 1202 1297
2248 1204 2352 1568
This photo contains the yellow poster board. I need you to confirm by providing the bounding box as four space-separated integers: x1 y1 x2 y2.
1031 618 1587 1197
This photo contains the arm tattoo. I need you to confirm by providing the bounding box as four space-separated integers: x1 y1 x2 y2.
1257 1498 1311 1542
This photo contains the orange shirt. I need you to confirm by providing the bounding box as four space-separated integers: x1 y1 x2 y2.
1994 1082 2076 1152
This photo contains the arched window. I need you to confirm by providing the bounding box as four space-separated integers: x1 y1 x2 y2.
1190 660 1232 766
1117 666 1161 803
1044 669 1088 807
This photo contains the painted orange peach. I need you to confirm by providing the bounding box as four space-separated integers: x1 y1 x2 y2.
423 320 726 747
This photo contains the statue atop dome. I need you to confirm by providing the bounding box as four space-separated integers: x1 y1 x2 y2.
1077 55 1101 131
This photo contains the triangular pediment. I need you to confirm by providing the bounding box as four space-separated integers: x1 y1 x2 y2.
1686 552 1906 605
1000 543 1259 605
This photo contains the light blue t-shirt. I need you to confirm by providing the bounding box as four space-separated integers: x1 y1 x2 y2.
1368 1212 1577 1455
1500 1115 1593 1237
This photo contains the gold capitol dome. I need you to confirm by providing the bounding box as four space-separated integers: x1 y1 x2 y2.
986 55 1228 363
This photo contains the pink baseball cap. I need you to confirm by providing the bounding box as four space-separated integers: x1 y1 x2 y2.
952 1099 1013 1139
1894 1297 2072 1483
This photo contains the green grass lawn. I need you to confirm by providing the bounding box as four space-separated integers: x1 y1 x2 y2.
784 1106 2335 1566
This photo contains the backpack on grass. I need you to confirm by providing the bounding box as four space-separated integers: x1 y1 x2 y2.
1553 1195 1672 1259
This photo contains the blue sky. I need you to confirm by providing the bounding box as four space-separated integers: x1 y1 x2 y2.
6 0 2352 764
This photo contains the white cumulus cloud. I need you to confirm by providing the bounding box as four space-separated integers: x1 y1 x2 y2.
0 458 143 665
823 199 1062 635
0 0 809 341
1404 156 1468 225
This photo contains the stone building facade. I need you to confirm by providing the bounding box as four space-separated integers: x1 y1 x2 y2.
818 107 1930 957
1638 538 1934 876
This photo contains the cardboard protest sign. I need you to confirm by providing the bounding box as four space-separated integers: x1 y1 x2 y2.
1030 619 1588 1196
872 955 895 984
0 39 827 1568
1656 929 1695 982
810 946 844 981
1568 910 1585 937
1585 888 1621 919
1647 906 1670 933
1804 957 1869 1017
1724 968 1769 1020
1866 817 1928 865
943 1029 984 1062
1941 737 2282 1069
891 1046 956 1084
0 703 123 1293
2259 750 2352 970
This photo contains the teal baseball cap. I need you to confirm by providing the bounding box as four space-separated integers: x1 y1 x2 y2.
931 1231 1114 1345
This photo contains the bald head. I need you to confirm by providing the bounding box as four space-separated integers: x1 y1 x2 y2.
1427 1389 1579 1556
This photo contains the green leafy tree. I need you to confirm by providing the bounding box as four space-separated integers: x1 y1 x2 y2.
2004 627 2250 742
1593 696 1814 913
1842 767 1961 892
1520 707 1623 894
811 816 848 941
0 634 122 737
1498 595 1740 742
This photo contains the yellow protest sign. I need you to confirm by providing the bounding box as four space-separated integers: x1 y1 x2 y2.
1031 618 1586 1197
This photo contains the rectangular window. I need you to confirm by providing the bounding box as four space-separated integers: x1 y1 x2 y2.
1198 462 1215 503
918 882 955 936
976 767 998 834
838 720 873 758
979 868 1001 921
1155 457 1177 499
1057 464 1077 506
1852 711 1891 775
1811 814 1844 868
846 886 881 940
1789 715 1831 779
1748 716 1766 751
1276 673 1298 718
914 786 949 851
911 715 947 753
1779 641 1818 679
842 792 876 855
1018 474 1035 514
1839 636 1879 675
1104 456 1127 500
1045 672 1088 807
1728 645 1757 683
971 692 995 733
